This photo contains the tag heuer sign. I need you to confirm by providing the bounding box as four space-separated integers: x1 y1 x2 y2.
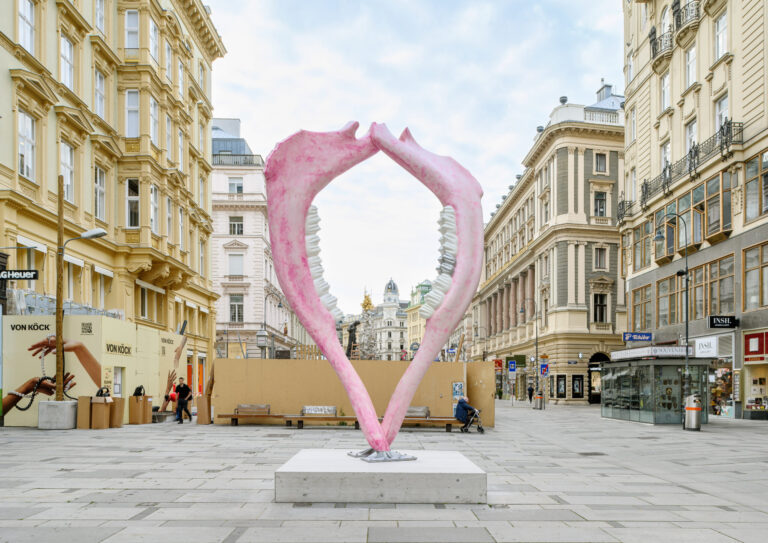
708 315 737 328
0 270 38 280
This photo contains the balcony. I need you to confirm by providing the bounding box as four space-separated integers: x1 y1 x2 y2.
212 154 264 167
584 108 621 125
619 120 742 222
675 1 700 44
651 31 674 72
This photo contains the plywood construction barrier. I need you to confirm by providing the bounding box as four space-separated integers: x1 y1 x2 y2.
212 358 495 427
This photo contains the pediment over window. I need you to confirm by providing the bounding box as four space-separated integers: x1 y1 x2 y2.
223 240 248 250
589 275 615 294
90 134 123 160
11 69 58 110
56 0 92 40
55 105 94 139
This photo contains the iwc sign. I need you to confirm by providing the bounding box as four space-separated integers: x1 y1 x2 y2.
708 316 737 329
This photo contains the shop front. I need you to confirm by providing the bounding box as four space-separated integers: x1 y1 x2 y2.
602 346 711 424
692 333 736 418
743 329 768 420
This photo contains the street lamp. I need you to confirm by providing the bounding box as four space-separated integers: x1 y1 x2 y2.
261 291 283 359
653 212 691 420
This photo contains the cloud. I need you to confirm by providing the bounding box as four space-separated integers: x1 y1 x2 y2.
206 0 623 312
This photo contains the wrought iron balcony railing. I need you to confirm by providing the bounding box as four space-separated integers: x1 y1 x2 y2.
619 120 742 222
651 31 673 58
212 154 265 167
675 1 700 31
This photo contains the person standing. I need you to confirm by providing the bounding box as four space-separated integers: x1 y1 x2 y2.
527 384 534 403
175 377 192 424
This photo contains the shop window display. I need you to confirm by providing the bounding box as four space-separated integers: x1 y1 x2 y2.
709 360 734 417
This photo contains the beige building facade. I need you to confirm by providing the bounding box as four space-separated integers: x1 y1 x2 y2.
0 0 225 394
471 83 627 404
620 0 768 419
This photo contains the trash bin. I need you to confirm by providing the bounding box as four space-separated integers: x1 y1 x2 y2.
533 392 543 410
683 394 701 431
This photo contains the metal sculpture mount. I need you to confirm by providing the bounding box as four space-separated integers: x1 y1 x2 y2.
264 122 483 460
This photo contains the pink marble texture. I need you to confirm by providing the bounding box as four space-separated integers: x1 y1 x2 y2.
264 122 483 452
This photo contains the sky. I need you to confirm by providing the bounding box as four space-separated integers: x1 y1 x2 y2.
206 0 624 317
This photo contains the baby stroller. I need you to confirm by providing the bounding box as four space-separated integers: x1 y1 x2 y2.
460 408 485 433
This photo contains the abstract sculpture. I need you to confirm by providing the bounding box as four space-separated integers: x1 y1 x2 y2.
265 122 483 460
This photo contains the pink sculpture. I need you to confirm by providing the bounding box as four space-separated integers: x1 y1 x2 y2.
265 122 483 460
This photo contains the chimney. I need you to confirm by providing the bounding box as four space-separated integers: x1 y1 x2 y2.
597 79 613 102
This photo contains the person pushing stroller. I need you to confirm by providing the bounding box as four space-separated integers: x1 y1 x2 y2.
455 396 484 433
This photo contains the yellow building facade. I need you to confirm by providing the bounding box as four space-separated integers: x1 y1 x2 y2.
0 0 225 397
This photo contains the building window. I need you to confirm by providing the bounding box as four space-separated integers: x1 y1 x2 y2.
661 141 671 169
166 115 172 155
229 294 243 322
18 110 35 181
557 375 566 398
657 276 678 327
178 208 184 250
150 185 159 234
199 241 205 276
709 255 734 315
177 59 184 98
595 247 607 270
715 94 729 132
139 287 148 319
594 191 606 217
199 122 204 151
60 36 74 90
126 179 139 228
19 0 35 54
690 265 706 320
95 69 105 118
95 0 105 33
150 96 159 146
705 172 732 237
744 243 768 311
125 10 139 49
715 11 727 60
126 89 139 137
633 221 651 271
149 18 158 60
685 119 697 154
595 153 606 173
228 177 243 193
60 141 74 202
198 64 205 87
660 72 670 111
632 285 652 331
629 168 636 201
745 152 768 222
593 293 607 323
228 253 243 276
630 108 636 142
166 197 172 239
685 45 696 88
165 40 172 81
94 166 106 221
178 130 183 171
199 177 205 207
229 216 243 235
626 52 633 83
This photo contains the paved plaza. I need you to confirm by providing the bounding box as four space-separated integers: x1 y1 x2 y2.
1 402 767 542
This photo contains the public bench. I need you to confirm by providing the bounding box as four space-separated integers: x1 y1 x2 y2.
283 406 359 429
217 404 279 426
401 406 456 432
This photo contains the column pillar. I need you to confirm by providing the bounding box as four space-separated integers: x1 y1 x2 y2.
495 291 501 335
510 278 518 327
527 265 535 318
567 147 575 215
519 272 527 322
576 147 584 217
501 284 509 331
485 298 493 337
578 243 586 305
567 242 576 305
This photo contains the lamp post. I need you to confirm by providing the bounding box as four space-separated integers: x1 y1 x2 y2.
653 211 691 420
520 297 539 398
261 291 283 359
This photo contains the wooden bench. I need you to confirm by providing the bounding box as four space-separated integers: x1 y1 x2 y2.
401 406 456 432
217 404 280 426
284 406 359 429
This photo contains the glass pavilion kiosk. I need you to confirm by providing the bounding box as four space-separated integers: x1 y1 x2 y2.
602 346 711 424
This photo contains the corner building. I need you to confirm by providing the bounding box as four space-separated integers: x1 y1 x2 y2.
472 83 626 404
0 1 225 394
621 0 768 419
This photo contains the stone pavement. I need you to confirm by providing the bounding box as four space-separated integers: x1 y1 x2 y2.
1 401 767 542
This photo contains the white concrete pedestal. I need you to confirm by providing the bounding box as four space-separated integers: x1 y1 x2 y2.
275 449 486 504
38 400 77 429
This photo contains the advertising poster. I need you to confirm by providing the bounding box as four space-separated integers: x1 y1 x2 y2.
2 315 186 426
452 381 464 416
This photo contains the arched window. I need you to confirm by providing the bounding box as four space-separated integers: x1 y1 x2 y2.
661 7 671 34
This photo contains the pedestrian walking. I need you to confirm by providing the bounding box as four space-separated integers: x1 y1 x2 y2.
527 384 534 403
175 377 192 424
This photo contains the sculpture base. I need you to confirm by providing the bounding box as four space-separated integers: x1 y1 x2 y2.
275 449 486 503
38 400 77 430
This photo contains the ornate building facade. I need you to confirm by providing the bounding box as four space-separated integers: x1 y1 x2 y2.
471 83 627 403
620 0 768 419
0 0 225 392
372 279 408 361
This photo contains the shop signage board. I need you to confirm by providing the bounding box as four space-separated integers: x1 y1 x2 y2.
708 316 737 328
0 270 38 280
623 332 653 342
611 345 693 360
695 336 718 357
494 359 503 371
